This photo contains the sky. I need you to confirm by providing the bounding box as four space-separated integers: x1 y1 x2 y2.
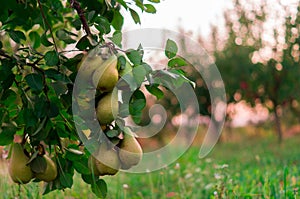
122 0 299 38
122 0 230 37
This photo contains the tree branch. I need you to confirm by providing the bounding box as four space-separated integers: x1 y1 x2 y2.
69 0 92 36
37 0 58 52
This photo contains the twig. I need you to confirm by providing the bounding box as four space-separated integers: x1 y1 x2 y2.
69 0 92 36
0 50 12 59
37 0 58 52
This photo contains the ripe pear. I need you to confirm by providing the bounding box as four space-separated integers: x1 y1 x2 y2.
94 142 120 176
77 53 104 85
118 131 143 169
8 143 34 184
92 55 118 93
96 92 118 125
35 155 58 182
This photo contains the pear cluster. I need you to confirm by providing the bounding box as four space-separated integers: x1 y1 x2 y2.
78 53 119 125
88 130 143 176
79 52 143 175
8 143 57 184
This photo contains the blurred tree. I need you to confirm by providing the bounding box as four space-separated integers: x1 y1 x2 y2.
211 0 300 142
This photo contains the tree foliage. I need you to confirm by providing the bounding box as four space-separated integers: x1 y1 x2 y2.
0 0 195 197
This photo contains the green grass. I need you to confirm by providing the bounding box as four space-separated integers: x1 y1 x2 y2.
1 135 300 199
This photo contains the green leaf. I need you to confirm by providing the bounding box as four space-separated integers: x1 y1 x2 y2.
135 0 145 10
94 17 111 35
56 122 69 138
165 39 178 59
45 69 71 83
23 108 38 128
1 74 14 90
16 127 25 136
91 179 107 198
106 130 120 138
111 10 124 31
148 0 160 3
47 102 59 118
73 159 91 175
129 8 141 24
170 69 196 88
82 174 99 184
8 30 26 43
116 0 128 8
29 31 41 49
34 96 48 118
126 49 142 65
0 126 15 146
45 51 59 66
59 172 73 188
73 18 82 30
168 57 188 67
129 90 146 124
144 4 156 13
41 33 53 47
1 89 17 107
117 55 126 70
25 73 44 91
145 84 164 99
110 31 122 47
55 29 76 44
87 10 96 22
130 90 146 111
76 36 93 51
133 65 146 85
50 81 68 96
118 72 138 91
65 148 83 161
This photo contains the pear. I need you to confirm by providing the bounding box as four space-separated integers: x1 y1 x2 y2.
8 143 34 184
35 155 58 182
118 130 143 169
92 55 118 93
76 53 104 88
96 92 118 125
94 142 120 176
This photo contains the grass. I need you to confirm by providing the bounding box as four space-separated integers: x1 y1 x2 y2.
0 131 299 198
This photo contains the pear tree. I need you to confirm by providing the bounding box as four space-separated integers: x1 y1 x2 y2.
0 0 195 198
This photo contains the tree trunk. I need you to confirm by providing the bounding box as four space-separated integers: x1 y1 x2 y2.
274 108 283 144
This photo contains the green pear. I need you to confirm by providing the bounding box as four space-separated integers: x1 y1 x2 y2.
77 52 104 85
92 55 118 93
96 92 118 125
94 142 120 176
118 130 143 169
8 143 34 184
35 155 58 182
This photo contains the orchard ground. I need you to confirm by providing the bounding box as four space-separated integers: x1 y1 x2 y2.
0 125 300 198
